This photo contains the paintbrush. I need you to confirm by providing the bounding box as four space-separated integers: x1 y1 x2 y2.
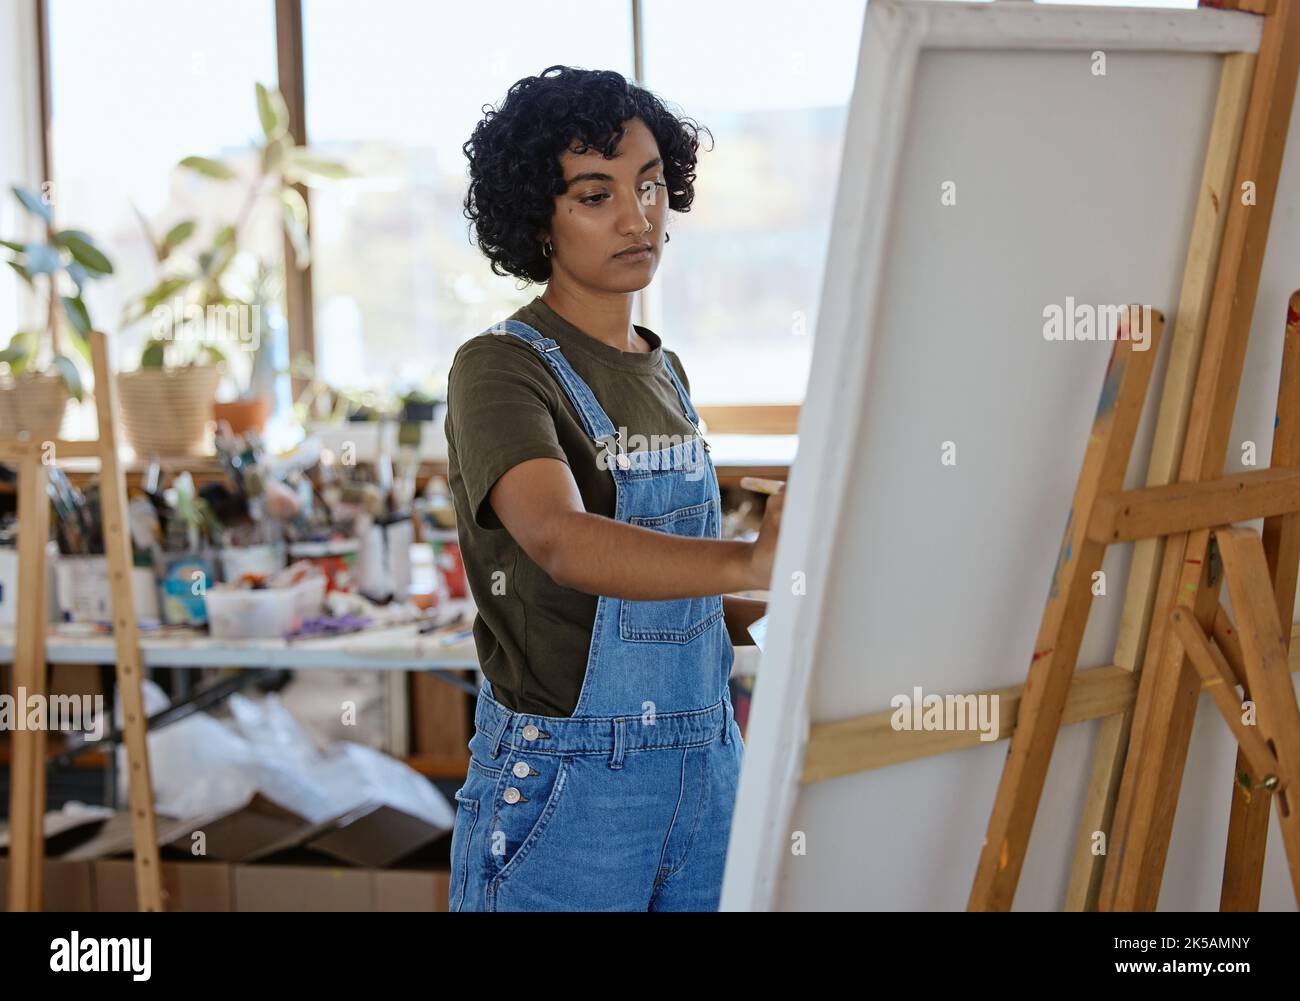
739 476 785 496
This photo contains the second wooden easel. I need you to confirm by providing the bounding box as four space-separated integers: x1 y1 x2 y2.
969 0 1300 911
4 328 164 912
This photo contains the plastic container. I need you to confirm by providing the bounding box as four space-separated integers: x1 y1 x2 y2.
205 586 302 640
219 543 286 584
292 574 327 619
204 573 327 640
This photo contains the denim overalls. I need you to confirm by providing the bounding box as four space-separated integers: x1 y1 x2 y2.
447 318 743 912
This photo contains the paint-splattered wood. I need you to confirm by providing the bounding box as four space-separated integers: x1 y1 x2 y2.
1066 49 1255 913
1171 606 1277 778
1220 290 1300 908
1216 527 1300 901
1088 467 1300 542
1100 1 1300 910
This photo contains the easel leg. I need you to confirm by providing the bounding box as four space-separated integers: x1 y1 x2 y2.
1065 50 1254 912
969 313 1163 911
1216 528 1300 901
89 330 165 912
1099 1 1300 910
6 449 50 912
1221 291 1300 909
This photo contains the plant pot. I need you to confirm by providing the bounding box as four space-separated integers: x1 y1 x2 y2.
213 397 270 436
117 363 224 457
0 371 71 441
401 400 439 422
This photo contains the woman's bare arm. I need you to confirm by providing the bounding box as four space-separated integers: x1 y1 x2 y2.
486 457 782 600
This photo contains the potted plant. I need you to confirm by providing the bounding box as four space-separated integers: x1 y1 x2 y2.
212 259 283 435
399 389 443 423
0 186 113 439
118 82 349 456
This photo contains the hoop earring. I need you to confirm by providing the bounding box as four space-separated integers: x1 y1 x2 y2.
664 231 671 244
542 239 553 258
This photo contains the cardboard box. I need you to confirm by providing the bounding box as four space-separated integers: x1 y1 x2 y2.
93 858 234 912
0 854 448 911
159 792 316 863
0 859 95 910
233 862 375 911
6 798 453 911
377 868 450 912
304 802 442 868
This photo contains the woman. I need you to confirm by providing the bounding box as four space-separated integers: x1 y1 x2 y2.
445 65 784 912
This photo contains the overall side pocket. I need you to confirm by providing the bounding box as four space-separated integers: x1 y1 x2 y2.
449 791 479 912
449 751 503 911
489 753 572 886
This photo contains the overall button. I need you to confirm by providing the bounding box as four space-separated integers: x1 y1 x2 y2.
512 761 531 778
503 786 522 805
522 724 540 741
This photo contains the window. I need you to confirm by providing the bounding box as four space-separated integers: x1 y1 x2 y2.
45 0 280 420
301 0 634 400
640 0 867 405
31 0 1204 425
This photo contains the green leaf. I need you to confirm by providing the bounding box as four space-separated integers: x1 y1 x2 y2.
261 135 288 174
282 149 351 185
256 82 290 142
178 156 236 181
140 339 168 368
1 330 39 375
280 187 311 268
66 326 93 369
200 226 238 282
141 276 191 315
50 352 84 402
24 242 60 275
12 185 53 225
161 220 196 254
0 330 37 366
0 239 24 253
201 343 227 365
6 259 34 288
61 295 91 337
53 230 113 275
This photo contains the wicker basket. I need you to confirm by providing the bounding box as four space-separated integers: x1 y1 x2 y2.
0 372 71 441
117 363 224 457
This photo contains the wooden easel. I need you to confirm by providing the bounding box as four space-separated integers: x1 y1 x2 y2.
3 328 164 912
969 0 1300 911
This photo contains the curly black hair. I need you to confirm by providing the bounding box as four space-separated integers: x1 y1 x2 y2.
462 65 712 285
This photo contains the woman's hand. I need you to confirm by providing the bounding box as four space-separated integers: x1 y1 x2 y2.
741 477 786 590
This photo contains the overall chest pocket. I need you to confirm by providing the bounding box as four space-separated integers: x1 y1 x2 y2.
619 498 724 644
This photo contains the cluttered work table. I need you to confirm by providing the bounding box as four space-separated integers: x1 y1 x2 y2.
0 599 480 674
0 425 778 792
0 595 765 677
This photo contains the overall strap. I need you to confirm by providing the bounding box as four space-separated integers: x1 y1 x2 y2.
487 319 617 443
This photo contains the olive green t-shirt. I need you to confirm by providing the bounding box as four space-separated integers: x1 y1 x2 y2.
444 296 698 717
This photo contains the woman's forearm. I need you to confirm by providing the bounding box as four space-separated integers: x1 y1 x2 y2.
545 510 759 599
